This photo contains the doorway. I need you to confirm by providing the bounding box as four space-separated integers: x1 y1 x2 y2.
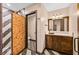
25 11 37 52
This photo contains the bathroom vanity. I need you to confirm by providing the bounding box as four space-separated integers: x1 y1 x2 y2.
46 16 73 54
45 34 73 54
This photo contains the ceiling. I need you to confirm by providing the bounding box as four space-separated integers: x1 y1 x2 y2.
43 3 71 11
3 3 72 11
3 3 32 11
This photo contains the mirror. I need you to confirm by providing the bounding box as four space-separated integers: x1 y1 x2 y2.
48 16 69 32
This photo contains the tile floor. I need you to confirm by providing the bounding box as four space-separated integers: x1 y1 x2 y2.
19 49 69 55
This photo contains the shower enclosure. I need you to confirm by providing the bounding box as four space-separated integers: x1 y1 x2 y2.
26 11 37 52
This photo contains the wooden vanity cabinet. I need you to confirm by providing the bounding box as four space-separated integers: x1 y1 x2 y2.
46 36 53 49
60 36 73 54
45 34 73 54
46 35 57 50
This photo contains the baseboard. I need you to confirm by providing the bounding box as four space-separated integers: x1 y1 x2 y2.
36 48 45 55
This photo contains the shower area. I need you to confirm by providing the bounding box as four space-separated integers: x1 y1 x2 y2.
2 5 26 55
1 3 37 54
26 11 37 52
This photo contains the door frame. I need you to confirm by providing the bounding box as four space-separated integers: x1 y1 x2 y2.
25 10 37 52
77 16 79 54
0 3 2 55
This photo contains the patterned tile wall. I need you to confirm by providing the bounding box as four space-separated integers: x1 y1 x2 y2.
2 7 11 55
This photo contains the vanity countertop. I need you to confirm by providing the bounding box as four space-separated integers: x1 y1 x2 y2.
45 34 73 37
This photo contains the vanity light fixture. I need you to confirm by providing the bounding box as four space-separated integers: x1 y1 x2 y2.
58 15 64 19
52 16 56 19
52 15 64 19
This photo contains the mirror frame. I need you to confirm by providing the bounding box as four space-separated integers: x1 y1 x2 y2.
48 16 69 32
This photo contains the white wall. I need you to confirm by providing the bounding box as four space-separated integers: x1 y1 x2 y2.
28 14 36 40
2 7 11 55
69 4 78 55
25 3 48 53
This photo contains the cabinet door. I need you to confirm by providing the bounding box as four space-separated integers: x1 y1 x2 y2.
46 36 53 49
52 36 57 50
60 37 73 54
56 36 62 52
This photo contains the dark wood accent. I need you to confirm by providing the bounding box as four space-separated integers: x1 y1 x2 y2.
45 34 73 54
67 17 69 31
60 19 64 31
63 16 69 31
25 10 37 53
11 13 12 55
49 16 69 32
29 39 36 41
78 39 79 54
77 16 79 54
25 14 28 49
48 19 52 31
53 20 57 31
77 17 79 54
0 3 2 55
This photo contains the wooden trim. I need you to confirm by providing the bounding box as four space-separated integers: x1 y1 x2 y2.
11 13 13 55
77 16 79 35
0 3 2 55
45 34 47 49
48 16 69 32
60 19 64 31
25 10 37 53
25 14 28 49
63 16 69 31
78 40 79 55
36 11 37 53
48 19 52 32
77 16 79 54
29 39 36 41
